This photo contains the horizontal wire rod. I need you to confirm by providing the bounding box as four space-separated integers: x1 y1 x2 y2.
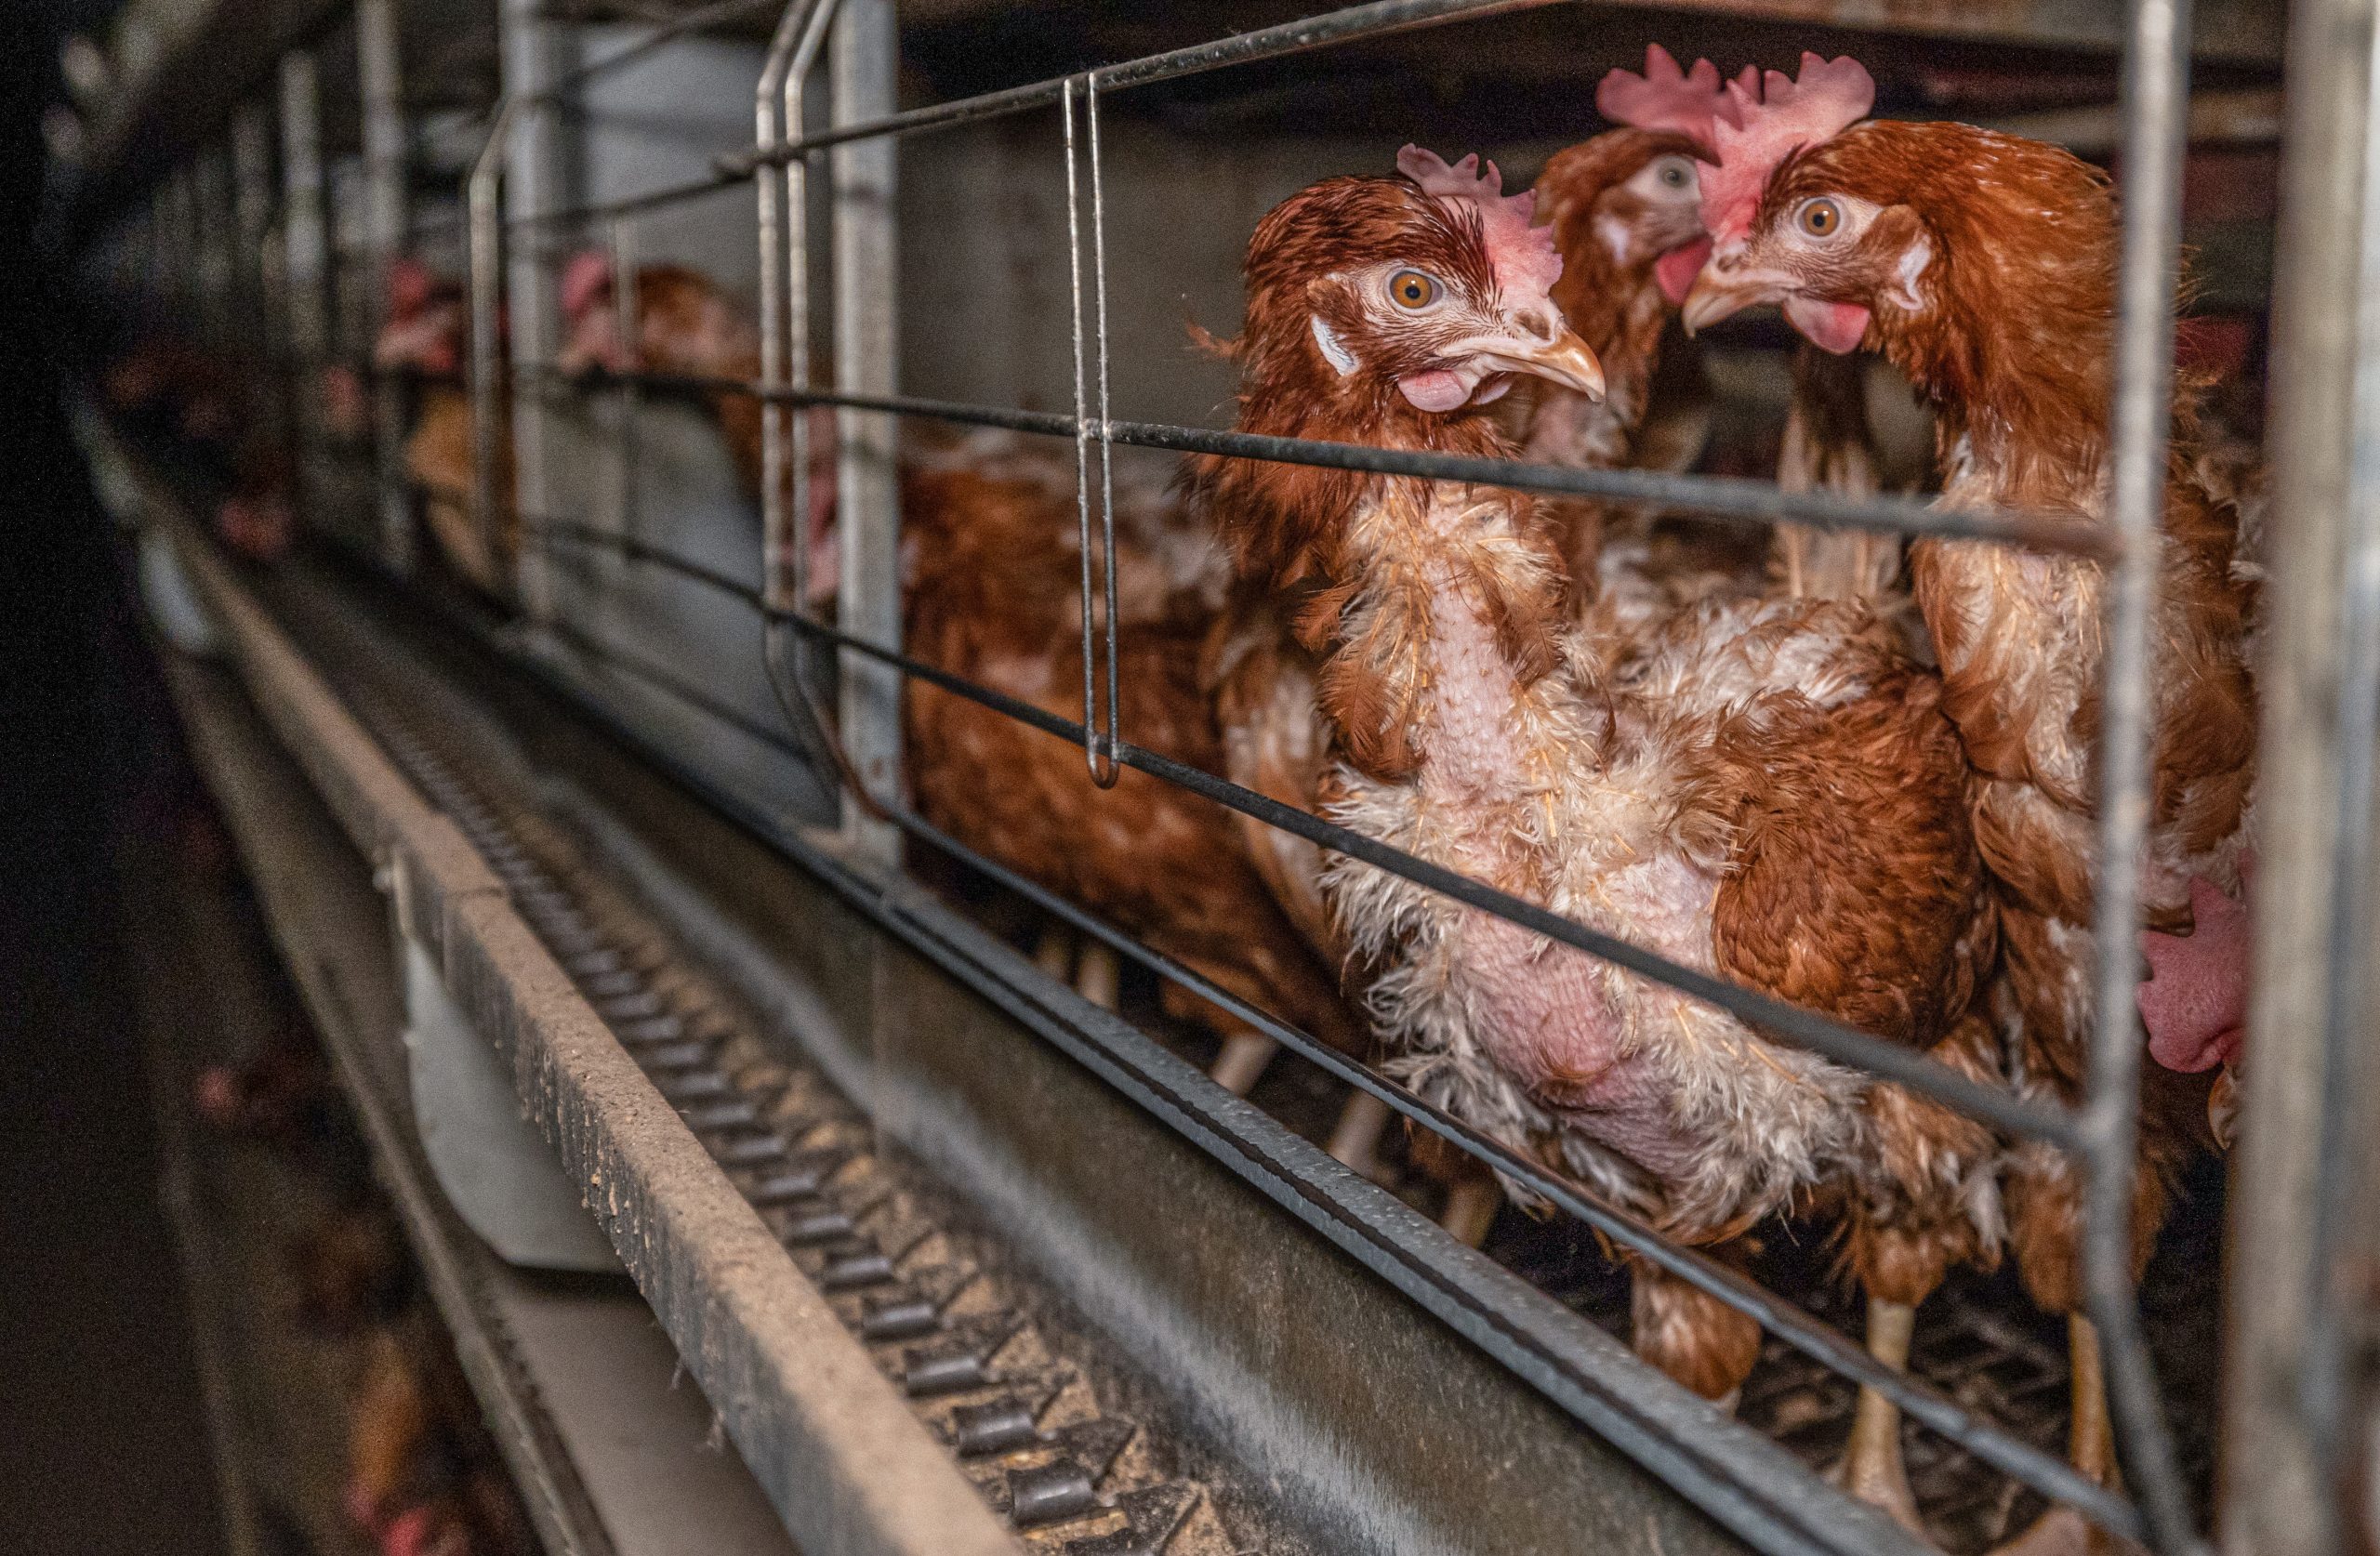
733 0 1563 168
535 0 783 102
486 513 2132 1537
501 503 2076 1142
507 359 2116 556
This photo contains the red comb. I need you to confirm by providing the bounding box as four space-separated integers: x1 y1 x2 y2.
387 256 436 315
559 250 614 320
1699 53 1876 244
1396 145 1563 300
1594 45 1753 156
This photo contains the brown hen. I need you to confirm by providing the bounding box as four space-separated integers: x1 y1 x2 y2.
1688 59 2258 1549
553 256 1368 1093
1193 152 1997 1533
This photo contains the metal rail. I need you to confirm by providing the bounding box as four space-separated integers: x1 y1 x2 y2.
2078 0 2202 1544
509 361 2109 555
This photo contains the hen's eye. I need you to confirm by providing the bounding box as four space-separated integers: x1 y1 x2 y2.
1387 270 1439 310
1797 198 1843 238
1656 158 1692 190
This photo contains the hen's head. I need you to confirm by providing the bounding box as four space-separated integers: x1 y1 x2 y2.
1536 46 1757 319
1236 147 1602 434
555 251 755 381
1684 63 2116 402
373 257 465 377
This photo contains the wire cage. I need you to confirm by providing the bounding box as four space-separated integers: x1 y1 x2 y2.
61 0 2375 1552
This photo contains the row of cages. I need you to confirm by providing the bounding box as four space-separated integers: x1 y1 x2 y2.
71 0 2380 1552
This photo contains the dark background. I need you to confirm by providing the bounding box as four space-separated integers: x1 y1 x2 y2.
1 10 229 1551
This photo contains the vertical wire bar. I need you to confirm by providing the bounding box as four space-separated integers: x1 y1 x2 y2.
756 0 802 619
358 0 414 570
2299 56 2380 1506
231 103 275 376
2221 0 2380 1543
2084 0 2201 1546
785 47 813 638
469 99 518 601
501 0 564 624
1061 79 1110 785
1085 78 1120 789
279 52 328 527
609 216 641 542
781 0 841 626
757 0 842 826
830 0 902 863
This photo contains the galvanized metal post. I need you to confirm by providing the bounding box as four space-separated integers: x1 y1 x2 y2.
358 0 415 571
280 51 329 512
499 0 565 623
2222 0 2380 1545
194 144 231 344
231 102 274 343
831 0 900 870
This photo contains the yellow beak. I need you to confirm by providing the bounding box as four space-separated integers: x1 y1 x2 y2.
1680 262 1794 336
1478 326 1606 402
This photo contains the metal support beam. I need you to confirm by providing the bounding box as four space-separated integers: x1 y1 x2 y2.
830 0 901 871
500 0 566 623
279 52 328 516
358 0 414 572
230 101 274 348
2222 0 2380 1546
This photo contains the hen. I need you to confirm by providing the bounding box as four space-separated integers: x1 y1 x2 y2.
1523 48 1900 636
1192 144 2001 1529
1203 51 1739 1178
375 257 514 596
552 257 1380 1121
1685 57 2258 1545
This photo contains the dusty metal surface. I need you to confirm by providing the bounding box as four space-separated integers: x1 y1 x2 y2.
157 642 619 1556
155 640 811 1556
161 515 1022 1556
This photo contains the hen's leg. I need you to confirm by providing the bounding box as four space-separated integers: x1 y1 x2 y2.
1840 1018 2004 1535
1839 1296 1924 1531
1209 1031 1279 1096
1074 942 1121 1009
1326 1090 1394 1180
1993 1132 2177 1556
1438 1173 1501 1247
1630 1252 1762 1405
1032 927 1075 982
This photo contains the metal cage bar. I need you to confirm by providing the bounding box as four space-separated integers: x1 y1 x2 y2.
359 0 415 571
2223 0 2380 1546
829 0 902 864
2079 0 2202 1545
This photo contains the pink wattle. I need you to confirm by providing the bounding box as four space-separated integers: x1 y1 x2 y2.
1655 238 1712 305
2137 870 2253 1075
1398 369 1474 412
1784 295 1871 354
